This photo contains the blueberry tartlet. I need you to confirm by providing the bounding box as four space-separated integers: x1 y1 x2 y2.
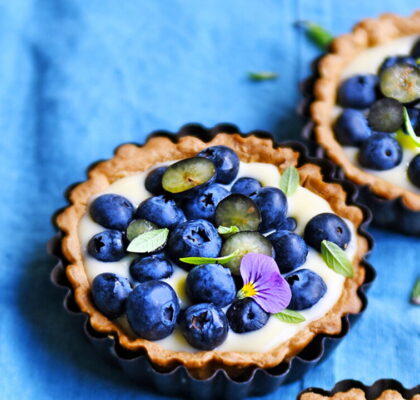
310 12 420 234
56 133 371 378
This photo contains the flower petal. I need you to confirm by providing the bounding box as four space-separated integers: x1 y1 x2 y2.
240 253 292 313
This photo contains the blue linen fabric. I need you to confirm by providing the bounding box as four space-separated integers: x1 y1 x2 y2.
0 0 419 399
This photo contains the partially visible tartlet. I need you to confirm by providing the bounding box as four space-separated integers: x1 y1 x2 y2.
55 132 371 379
310 12 420 234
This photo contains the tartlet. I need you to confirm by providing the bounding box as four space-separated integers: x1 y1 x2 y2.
309 12 420 234
54 129 373 382
299 379 420 400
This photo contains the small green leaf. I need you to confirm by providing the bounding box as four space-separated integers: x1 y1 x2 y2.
296 21 333 50
127 228 169 253
417 58 420 65
411 278 420 305
217 225 240 235
248 71 278 81
180 250 240 265
274 309 306 324
321 240 354 278
403 107 420 147
279 166 300 196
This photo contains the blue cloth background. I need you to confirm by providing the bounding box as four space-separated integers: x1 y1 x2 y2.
1 1 419 399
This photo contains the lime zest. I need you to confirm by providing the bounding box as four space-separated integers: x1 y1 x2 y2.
295 21 333 50
411 278 420 305
180 249 240 265
248 71 278 81
217 225 240 235
403 107 420 147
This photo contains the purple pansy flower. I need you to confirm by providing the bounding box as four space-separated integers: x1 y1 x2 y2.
237 253 291 313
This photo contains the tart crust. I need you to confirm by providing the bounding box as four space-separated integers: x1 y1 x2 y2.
301 388 420 400
311 11 420 211
56 133 369 378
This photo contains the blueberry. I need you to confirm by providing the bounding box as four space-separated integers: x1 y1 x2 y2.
145 167 167 195
304 213 351 251
380 63 420 104
183 184 229 221
91 273 131 319
378 56 417 74
87 230 127 262
178 303 228 350
162 157 216 194
254 187 288 232
406 108 420 135
367 98 404 133
268 230 308 273
277 217 297 232
90 194 134 230
408 154 420 189
126 281 180 340
231 177 262 198
215 194 261 231
358 133 402 170
136 195 185 228
130 253 174 282
334 109 372 146
285 269 327 310
220 231 274 275
411 39 420 58
337 74 378 109
226 298 269 333
167 219 222 268
186 264 236 307
197 145 240 184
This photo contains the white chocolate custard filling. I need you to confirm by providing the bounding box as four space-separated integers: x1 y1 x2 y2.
78 162 357 353
331 35 420 194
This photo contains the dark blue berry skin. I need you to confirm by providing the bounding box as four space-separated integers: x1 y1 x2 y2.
145 167 167 195
304 212 351 252
136 195 186 228
285 269 327 311
88 230 127 262
337 74 378 109
268 230 309 273
183 184 229 221
358 133 402 171
408 155 420 189
90 194 134 230
167 219 222 269
226 298 269 333
334 109 372 146
130 253 174 283
407 108 420 135
91 273 132 319
178 303 228 350
411 39 420 58
277 217 297 232
231 177 262 198
197 146 240 184
379 56 418 73
186 264 236 307
254 187 288 233
126 281 180 341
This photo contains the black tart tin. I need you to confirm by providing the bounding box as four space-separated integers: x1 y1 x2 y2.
50 124 375 400
298 379 420 399
299 59 420 236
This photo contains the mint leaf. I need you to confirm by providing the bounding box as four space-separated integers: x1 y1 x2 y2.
248 71 278 81
403 107 420 147
296 21 333 50
321 240 354 278
274 309 306 323
180 250 240 265
411 278 420 305
127 228 169 253
279 166 300 196
218 225 240 235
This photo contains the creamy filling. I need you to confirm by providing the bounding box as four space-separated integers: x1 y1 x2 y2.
78 162 356 353
331 34 420 194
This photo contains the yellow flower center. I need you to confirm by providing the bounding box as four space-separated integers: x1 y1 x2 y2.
238 282 258 299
